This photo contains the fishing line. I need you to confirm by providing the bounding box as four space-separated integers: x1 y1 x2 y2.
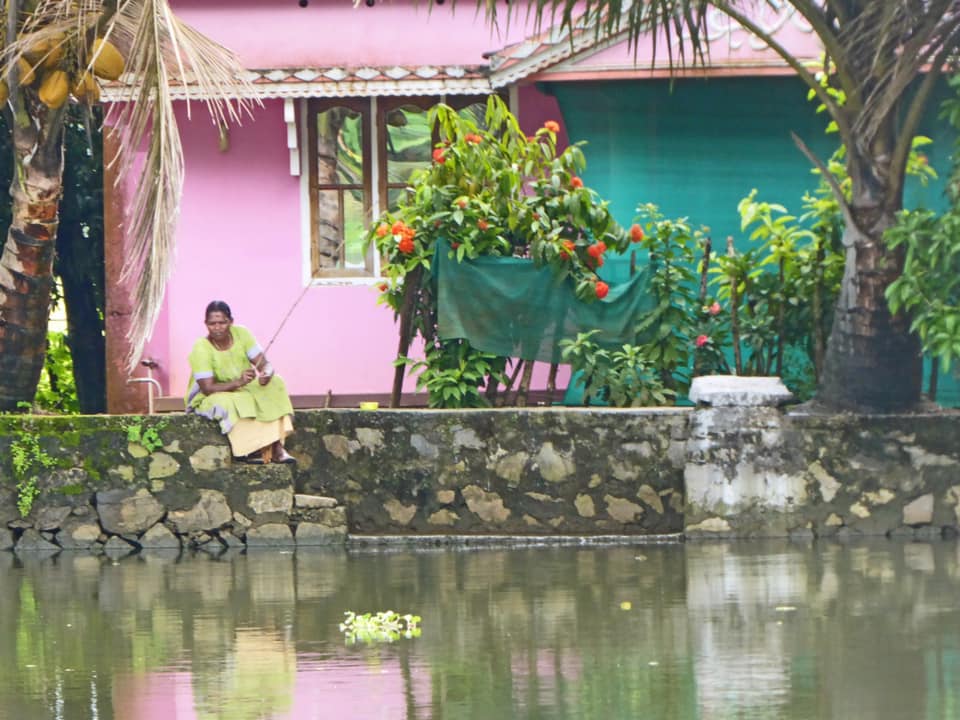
261 283 312 357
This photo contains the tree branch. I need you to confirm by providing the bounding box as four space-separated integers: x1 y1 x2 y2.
791 131 858 237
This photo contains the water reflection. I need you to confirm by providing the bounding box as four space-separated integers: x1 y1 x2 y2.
0 541 959 719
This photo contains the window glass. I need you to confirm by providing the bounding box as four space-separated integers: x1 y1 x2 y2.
315 106 365 270
458 102 487 129
342 189 367 268
386 105 432 210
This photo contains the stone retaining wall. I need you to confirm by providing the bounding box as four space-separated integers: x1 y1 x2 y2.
2 398 959 553
0 408 689 553
685 406 960 540
290 408 689 535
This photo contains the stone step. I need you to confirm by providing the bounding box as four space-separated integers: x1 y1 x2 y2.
294 493 338 509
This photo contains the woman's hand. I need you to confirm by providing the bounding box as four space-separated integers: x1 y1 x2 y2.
257 361 274 386
198 370 255 395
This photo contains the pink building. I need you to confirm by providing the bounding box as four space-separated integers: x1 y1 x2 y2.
107 2 824 412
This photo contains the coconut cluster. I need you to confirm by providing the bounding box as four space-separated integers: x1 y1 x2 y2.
0 35 125 108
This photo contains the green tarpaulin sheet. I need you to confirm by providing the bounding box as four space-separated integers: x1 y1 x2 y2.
436 245 657 364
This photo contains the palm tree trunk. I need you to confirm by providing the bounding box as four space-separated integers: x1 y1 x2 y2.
816 204 921 412
0 103 67 411
58 244 106 413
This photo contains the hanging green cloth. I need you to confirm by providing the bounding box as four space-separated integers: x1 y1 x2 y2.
435 245 657 364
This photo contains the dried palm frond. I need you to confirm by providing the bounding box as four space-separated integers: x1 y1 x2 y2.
2 0 255 373
101 0 256 371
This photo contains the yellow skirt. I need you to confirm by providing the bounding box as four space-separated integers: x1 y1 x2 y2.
227 415 293 457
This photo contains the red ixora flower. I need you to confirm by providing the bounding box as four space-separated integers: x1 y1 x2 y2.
595 281 609 299
629 224 644 242
398 236 415 255
392 220 415 242
695 334 709 348
432 148 446 164
708 302 722 316
376 223 390 238
559 239 575 260
477 219 489 230
587 242 607 259
377 283 389 292
570 176 584 189
544 120 560 133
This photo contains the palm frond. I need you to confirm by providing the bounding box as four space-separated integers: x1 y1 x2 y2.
479 0 714 66
839 0 960 149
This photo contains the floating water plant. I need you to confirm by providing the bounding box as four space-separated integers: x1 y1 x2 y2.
339 611 421 645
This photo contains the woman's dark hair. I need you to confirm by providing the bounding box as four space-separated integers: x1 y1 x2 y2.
205 300 233 321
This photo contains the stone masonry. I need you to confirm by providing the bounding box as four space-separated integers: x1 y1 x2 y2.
2 395 960 553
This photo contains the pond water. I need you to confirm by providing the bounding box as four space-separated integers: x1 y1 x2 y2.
1 540 959 720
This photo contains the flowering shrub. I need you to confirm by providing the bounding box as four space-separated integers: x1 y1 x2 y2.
560 192 845 404
632 204 732 393
369 95 627 407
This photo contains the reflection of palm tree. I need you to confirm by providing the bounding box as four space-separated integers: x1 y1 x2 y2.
316 108 354 267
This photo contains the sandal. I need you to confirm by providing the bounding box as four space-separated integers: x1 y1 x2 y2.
272 450 297 465
236 452 265 465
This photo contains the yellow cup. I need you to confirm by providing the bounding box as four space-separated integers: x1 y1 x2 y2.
359 401 379 411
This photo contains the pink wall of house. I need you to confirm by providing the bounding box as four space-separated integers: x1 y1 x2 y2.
143 99 412 399
169 0 532 69
168 1 821 74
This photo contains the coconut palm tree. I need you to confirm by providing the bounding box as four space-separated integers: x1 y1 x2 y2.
0 0 250 411
501 0 960 411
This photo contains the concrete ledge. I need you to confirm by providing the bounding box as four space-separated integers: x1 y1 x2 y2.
346 533 684 548
689 375 794 407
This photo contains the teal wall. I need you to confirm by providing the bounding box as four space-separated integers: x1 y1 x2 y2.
548 76 958 406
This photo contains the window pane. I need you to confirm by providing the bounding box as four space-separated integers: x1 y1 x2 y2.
386 105 432 185
458 102 487 130
316 107 363 185
343 188 368 269
315 188 343 268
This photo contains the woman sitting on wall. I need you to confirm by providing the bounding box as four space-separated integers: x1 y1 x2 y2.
186 300 296 464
